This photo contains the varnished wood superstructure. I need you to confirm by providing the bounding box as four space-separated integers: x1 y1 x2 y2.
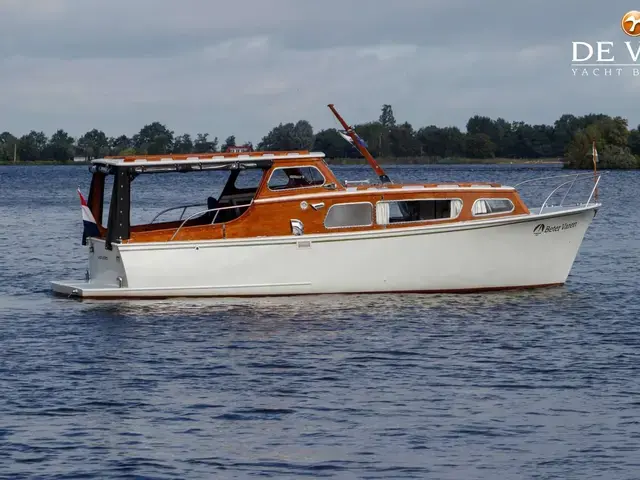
84 150 530 247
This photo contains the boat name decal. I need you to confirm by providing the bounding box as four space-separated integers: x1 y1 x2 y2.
533 221 578 236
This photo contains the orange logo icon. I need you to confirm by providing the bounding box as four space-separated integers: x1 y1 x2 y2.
622 11 640 36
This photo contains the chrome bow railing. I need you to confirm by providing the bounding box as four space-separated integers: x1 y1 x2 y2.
169 202 253 241
513 171 604 214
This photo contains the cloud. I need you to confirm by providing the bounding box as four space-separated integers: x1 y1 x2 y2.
0 0 638 142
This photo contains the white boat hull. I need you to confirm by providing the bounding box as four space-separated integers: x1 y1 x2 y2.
50 204 598 298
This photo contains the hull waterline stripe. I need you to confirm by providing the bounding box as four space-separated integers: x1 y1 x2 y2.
51 282 566 300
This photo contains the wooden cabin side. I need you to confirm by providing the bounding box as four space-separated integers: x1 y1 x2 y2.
124 159 530 243
220 188 529 239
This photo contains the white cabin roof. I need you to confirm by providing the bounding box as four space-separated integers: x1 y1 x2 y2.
92 151 326 168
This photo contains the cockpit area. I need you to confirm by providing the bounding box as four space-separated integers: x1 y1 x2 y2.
82 151 337 248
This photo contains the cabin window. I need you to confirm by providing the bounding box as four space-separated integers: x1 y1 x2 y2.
267 166 325 190
233 168 264 190
376 199 462 225
472 198 514 216
324 202 373 229
127 170 231 227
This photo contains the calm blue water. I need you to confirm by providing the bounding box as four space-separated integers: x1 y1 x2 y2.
0 163 639 479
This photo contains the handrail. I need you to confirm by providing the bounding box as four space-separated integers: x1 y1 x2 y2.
150 203 206 224
169 202 253 241
538 173 602 214
344 180 370 186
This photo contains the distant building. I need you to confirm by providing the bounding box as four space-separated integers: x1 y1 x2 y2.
225 144 253 153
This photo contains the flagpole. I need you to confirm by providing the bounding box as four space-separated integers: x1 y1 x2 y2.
327 104 391 183
592 141 598 202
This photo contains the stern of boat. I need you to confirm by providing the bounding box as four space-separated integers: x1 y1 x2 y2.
51 238 128 298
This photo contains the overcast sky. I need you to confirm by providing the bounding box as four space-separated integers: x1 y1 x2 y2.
0 0 638 143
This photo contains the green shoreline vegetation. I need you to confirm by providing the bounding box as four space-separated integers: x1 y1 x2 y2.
1 105 638 169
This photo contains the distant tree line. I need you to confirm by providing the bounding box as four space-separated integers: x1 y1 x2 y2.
0 123 241 163
1 105 639 168
312 105 639 169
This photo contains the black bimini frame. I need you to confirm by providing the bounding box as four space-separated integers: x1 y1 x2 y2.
105 167 131 250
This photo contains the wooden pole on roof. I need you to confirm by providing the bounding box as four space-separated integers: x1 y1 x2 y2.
327 104 391 184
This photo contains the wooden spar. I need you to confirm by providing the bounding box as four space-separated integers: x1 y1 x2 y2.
327 104 391 183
